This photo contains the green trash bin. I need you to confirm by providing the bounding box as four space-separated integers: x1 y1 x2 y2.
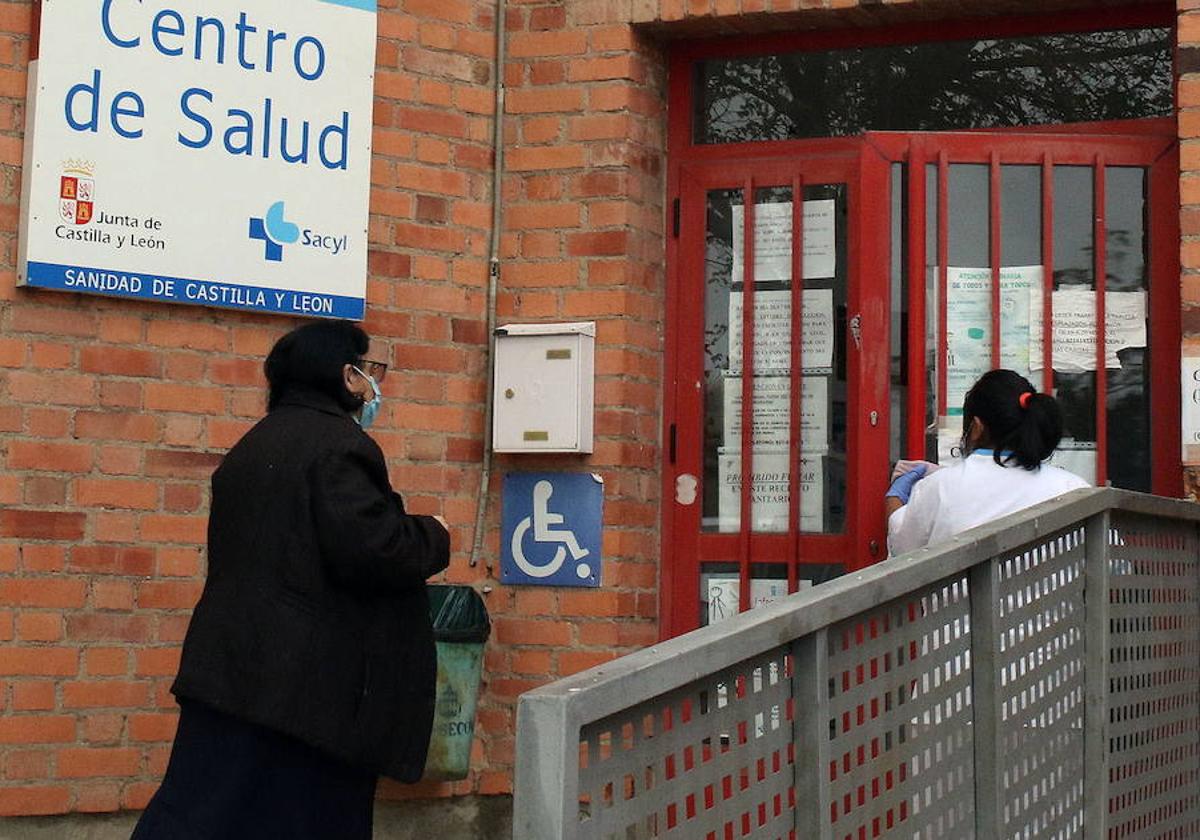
422 585 491 781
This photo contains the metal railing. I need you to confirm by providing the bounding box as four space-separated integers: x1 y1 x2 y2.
513 488 1200 839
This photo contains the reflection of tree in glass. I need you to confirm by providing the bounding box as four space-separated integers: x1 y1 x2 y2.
698 29 1171 144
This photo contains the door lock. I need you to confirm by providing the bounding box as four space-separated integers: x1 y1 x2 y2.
869 411 878 427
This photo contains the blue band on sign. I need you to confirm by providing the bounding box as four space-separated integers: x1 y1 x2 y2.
25 261 365 321
319 0 377 10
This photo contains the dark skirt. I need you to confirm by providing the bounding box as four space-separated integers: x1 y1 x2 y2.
131 700 377 840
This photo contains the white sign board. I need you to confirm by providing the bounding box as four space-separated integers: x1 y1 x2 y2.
730 199 836 283
727 289 834 373
722 374 828 451
717 446 823 533
19 1 378 319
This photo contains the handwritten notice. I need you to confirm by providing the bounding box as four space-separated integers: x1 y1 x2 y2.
945 266 1043 413
727 289 834 374
1028 289 1147 372
723 375 828 451
717 447 823 533
730 199 836 283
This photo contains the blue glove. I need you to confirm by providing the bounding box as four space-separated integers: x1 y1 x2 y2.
885 465 927 504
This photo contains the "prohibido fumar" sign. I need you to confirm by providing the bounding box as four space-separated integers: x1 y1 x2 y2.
18 0 378 319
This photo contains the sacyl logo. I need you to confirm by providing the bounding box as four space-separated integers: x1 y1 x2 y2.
249 201 350 262
249 201 300 262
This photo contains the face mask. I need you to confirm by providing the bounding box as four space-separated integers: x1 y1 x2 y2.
351 366 382 430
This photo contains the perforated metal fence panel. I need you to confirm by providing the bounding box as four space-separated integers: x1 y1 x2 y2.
514 490 1200 840
1106 513 1200 839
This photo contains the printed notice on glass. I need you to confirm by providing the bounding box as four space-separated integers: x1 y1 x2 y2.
730 200 836 283
1029 289 1147 372
703 576 810 625
1048 441 1097 486
723 374 828 450
727 289 834 373
1182 358 1200 461
944 266 1043 414
717 446 822 533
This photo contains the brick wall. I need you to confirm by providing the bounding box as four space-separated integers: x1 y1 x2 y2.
0 0 669 815
1 0 1187 821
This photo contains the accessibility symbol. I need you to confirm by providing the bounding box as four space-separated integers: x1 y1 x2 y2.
501 473 603 588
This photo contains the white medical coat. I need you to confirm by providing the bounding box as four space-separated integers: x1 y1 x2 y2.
887 452 1089 558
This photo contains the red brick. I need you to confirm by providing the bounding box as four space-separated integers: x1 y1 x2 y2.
0 786 72 817
139 515 207 545
508 31 588 58
65 613 152 643
56 747 140 778
64 681 150 709
5 371 96 406
7 441 94 473
144 383 225 415
0 647 79 677
145 322 228 352
144 450 222 478
129 713 178 743
3 750 52 780
135 648 182 677
136 581 202 610
74 412 159 442
74 479 159 511
0 716 75 744
79 347 160 377
493 618 573 646
17 612 63 642
0 579 87 609
84 649 129 677
11 682 57 711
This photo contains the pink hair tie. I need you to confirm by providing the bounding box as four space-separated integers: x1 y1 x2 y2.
1019 391 1034 409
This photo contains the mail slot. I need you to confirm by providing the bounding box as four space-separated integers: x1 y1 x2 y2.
493 322 595 453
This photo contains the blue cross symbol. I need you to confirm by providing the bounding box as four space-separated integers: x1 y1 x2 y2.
248 201 300 262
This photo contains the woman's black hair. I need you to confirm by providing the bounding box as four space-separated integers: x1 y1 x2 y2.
264 321 369 412
961 369 1063 470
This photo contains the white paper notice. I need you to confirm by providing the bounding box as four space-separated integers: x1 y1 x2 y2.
717 447 823 533
1048 443 1097 486
1182 358 1200 459
730 200 836 283
1028 288 1147 372
704 577 811 624
944 266 1043 413
727 289 834 373
723 375 828 451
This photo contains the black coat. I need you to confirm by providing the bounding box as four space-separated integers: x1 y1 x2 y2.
171 388 451 781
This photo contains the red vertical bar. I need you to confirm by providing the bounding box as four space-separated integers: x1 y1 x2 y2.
937 153 949 421
1094 158 1107 486
1041 154 1054 394
906 143 927 458
788 176 805 595
739 181 755 613
990 152 1002 370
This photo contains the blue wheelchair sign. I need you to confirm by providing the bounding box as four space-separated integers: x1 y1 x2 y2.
501 473 603 587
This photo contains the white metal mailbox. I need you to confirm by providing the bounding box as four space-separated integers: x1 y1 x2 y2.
493 322 595 453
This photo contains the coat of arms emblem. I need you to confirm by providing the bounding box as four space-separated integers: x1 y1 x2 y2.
59 160 95 225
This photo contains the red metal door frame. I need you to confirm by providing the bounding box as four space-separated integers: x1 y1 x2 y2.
662 8 1179 639
865 128 1180 496
663 143 892 637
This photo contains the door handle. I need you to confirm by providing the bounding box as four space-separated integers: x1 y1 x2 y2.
849 313 862 350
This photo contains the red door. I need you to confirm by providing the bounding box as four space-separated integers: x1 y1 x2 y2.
663 124 1179 638
663 140 892 635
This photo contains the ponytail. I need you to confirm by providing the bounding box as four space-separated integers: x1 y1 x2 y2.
962 370 1064 471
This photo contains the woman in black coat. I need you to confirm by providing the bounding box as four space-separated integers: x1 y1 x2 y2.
132 321 451 839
